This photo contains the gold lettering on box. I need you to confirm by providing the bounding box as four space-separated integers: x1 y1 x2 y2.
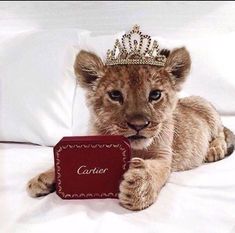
77 165 109 175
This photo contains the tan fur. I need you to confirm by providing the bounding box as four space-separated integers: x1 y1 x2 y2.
27 168 55 197
27 48 235 211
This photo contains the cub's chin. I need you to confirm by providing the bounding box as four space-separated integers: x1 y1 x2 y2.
128 136 153 150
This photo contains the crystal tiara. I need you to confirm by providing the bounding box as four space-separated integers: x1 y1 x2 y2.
105 25 167 67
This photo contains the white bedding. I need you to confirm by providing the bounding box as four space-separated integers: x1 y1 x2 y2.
1 2 235 233
1 116 235 233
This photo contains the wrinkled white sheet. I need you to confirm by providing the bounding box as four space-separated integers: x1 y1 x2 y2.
1 117 235 233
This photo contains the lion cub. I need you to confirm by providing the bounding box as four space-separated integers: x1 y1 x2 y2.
27 47 234 211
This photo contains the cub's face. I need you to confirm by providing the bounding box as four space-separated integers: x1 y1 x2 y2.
74 48 191 150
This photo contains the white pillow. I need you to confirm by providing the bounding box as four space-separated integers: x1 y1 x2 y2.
0 29 88 146
72 32 235 135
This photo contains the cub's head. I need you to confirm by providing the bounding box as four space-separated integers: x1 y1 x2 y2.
74 48 191 150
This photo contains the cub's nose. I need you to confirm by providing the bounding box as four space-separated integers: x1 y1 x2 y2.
126 114 150 131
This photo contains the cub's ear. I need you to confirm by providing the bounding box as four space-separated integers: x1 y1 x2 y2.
74 50 105 89
165 47 191 91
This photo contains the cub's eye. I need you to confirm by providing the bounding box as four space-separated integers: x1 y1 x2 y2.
108 90 123 103
149 90 162 102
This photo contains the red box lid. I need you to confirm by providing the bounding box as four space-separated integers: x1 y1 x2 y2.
54 135 131 199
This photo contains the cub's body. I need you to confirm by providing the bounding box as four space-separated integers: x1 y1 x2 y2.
172 96 225 171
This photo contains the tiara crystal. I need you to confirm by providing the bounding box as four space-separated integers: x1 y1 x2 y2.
106 25 167 67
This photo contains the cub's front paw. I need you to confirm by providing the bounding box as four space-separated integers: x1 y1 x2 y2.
27 171 55 198
119 158 157 211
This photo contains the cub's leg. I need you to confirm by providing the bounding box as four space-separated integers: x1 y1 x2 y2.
27 167 55 197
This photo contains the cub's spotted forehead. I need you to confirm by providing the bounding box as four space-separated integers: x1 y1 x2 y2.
103 64 170 88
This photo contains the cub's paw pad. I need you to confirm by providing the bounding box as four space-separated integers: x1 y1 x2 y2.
27 173 55 198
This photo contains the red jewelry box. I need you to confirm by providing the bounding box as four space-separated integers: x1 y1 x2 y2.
54 136 131 199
